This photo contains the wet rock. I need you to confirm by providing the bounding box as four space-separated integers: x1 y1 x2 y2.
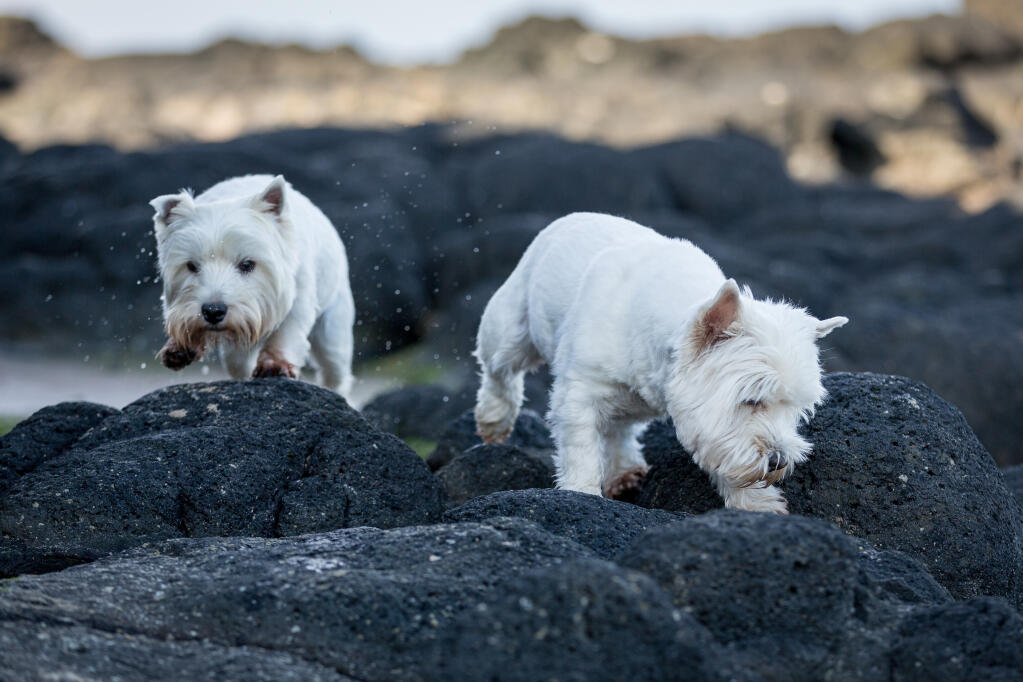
444 487 684 559
633 419 723 515
0 401 119 495
0 380 445 577
0 621 353 682
423 558 749 682
436 443 554 507
786 372 1023 606
635 373 1023 607
632 133 803 223
360 383 476 441
446 133 672 219
1005 464 1023 506
620 511 950 681
0 520 590 680
888 597 1023 681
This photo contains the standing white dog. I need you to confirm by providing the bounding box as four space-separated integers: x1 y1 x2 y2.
151 174 354 396
473 213 847 513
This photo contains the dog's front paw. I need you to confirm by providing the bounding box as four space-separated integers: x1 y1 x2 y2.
603 466 649 500
723 484 789 514
253 349 297 379
158 340 198 370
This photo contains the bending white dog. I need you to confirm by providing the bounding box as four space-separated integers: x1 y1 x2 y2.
473 213 846 513
151 174 354 396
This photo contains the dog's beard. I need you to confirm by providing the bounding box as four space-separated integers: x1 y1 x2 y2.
164 298 274 355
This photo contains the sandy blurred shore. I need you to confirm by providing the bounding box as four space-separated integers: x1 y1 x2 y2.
1 1 1022 211
0 352 388 415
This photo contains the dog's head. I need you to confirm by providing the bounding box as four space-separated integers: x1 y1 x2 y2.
150 175 298 355
669 279 847 489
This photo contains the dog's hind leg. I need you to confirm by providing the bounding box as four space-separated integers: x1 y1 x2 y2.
309 289 355 397
473 279 542 443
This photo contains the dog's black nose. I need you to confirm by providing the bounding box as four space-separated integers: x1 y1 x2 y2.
201 302 227 324
767 451 786 471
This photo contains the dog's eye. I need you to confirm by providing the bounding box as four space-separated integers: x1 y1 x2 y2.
743 399 765 410
237 259 255 274
186 261 199 274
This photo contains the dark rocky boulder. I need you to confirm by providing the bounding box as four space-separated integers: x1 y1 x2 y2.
0 380 445 577
620 511 952 681
444 488 684 559
1005 464 1023 506
0 621 354 682
631 133 804 223
436 443 554 507
429 407 553 470
634 419 723 515
422 558 750 682
444 133 672 219
788 372 1023 606
360 383 476 441
0 401 119 495
635 372 1023 607
887 597 1023 681
0 518 744 681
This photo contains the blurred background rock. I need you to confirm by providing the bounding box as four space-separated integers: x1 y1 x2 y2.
0 0 1021 466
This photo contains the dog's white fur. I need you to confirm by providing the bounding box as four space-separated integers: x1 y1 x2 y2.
473 213 847 513
151 174 354 395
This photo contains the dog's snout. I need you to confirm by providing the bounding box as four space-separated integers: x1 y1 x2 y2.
767 450 786 471
201 302 227 324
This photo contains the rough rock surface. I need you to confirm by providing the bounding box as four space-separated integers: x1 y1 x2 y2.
0 401 119 495
360 383 475 441
2 372 1023 680
0 380 445 576
636 373 1023 606
435 443 554 507
1005 464 1023 506
443 488 684 559
620 511 954 681
0 519 741 682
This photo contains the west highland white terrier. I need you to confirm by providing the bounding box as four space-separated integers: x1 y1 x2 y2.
150 174 355 396
473 213 847 513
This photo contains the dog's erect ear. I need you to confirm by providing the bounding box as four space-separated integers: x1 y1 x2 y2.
693 279 742 350
149 192 195 238
252 175 287 217
814 316 848 339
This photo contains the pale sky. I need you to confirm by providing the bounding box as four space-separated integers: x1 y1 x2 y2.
0 0 962 65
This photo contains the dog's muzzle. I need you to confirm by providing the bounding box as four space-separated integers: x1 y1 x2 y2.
733 450 790 488
202 302 228 325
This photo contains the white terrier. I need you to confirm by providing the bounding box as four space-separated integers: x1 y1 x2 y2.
150 174 354 396
473 213 847 513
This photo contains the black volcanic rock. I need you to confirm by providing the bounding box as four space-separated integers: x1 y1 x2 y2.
787 372 1023 606
0 401 119 495
436 443 554 507
635 373 1023 607
0 621 353 682
360 383 476 441
887 597 1023 681
444 487 684 559
1005 465 1023 506
0 380 445 577
620 511 951 681
0 519 744 682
